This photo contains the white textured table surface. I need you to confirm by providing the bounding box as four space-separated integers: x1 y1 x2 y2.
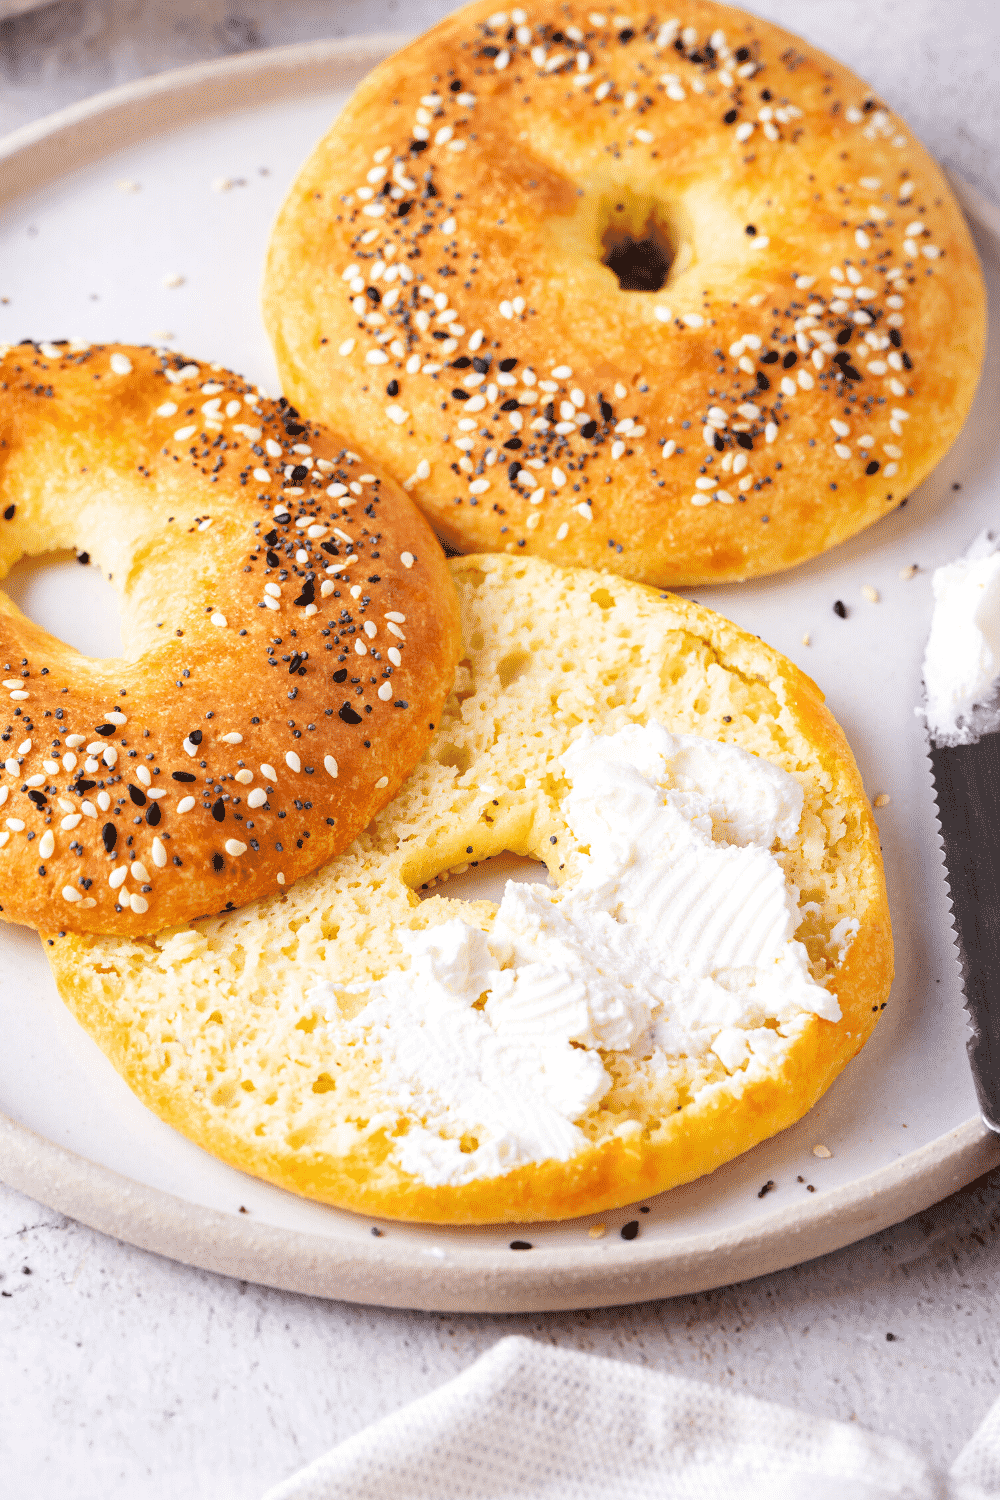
1 3 998 1497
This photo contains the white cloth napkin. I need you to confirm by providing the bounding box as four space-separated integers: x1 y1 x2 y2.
261 1334 1000 1500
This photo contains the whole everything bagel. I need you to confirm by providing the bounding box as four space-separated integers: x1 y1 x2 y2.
50 556 892 1224
264 0 985 587
0 341 460 936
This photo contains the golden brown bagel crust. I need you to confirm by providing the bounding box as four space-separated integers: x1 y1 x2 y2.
264 0 985 587
0 341 460 935
49 556 892 1224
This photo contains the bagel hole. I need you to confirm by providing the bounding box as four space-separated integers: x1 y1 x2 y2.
417 851 553 904
3 550 123 658
601 199 677 291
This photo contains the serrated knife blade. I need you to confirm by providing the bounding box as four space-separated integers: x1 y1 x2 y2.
929 732 1000 1132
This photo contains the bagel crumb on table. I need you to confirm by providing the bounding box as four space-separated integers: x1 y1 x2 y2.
48 556 892 1224
264 0 986 587
0 341 460 936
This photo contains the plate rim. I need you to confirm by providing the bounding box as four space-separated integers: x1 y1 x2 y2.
4 1111 998 1312
0 34 411 203
1 36 999 1314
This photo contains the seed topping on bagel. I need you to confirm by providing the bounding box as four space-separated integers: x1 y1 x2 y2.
264 0 985 584
0 341 460 935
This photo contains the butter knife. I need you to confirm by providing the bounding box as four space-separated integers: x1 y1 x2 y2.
929 731 1000 1132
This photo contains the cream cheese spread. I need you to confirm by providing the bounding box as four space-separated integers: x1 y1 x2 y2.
308 722 846 1188
923 532 1000 746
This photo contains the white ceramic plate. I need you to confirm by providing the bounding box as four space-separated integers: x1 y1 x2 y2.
0 39 998 1314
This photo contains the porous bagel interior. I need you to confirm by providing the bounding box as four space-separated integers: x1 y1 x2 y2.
0 342 460 935
264 0 985 587
48 556 892 1224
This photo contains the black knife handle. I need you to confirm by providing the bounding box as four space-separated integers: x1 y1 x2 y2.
930 736 1000 1133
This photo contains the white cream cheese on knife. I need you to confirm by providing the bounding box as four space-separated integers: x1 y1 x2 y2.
308 722 846 1188
923 531 1000 746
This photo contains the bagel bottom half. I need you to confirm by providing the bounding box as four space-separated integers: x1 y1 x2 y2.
47 556 892 1224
